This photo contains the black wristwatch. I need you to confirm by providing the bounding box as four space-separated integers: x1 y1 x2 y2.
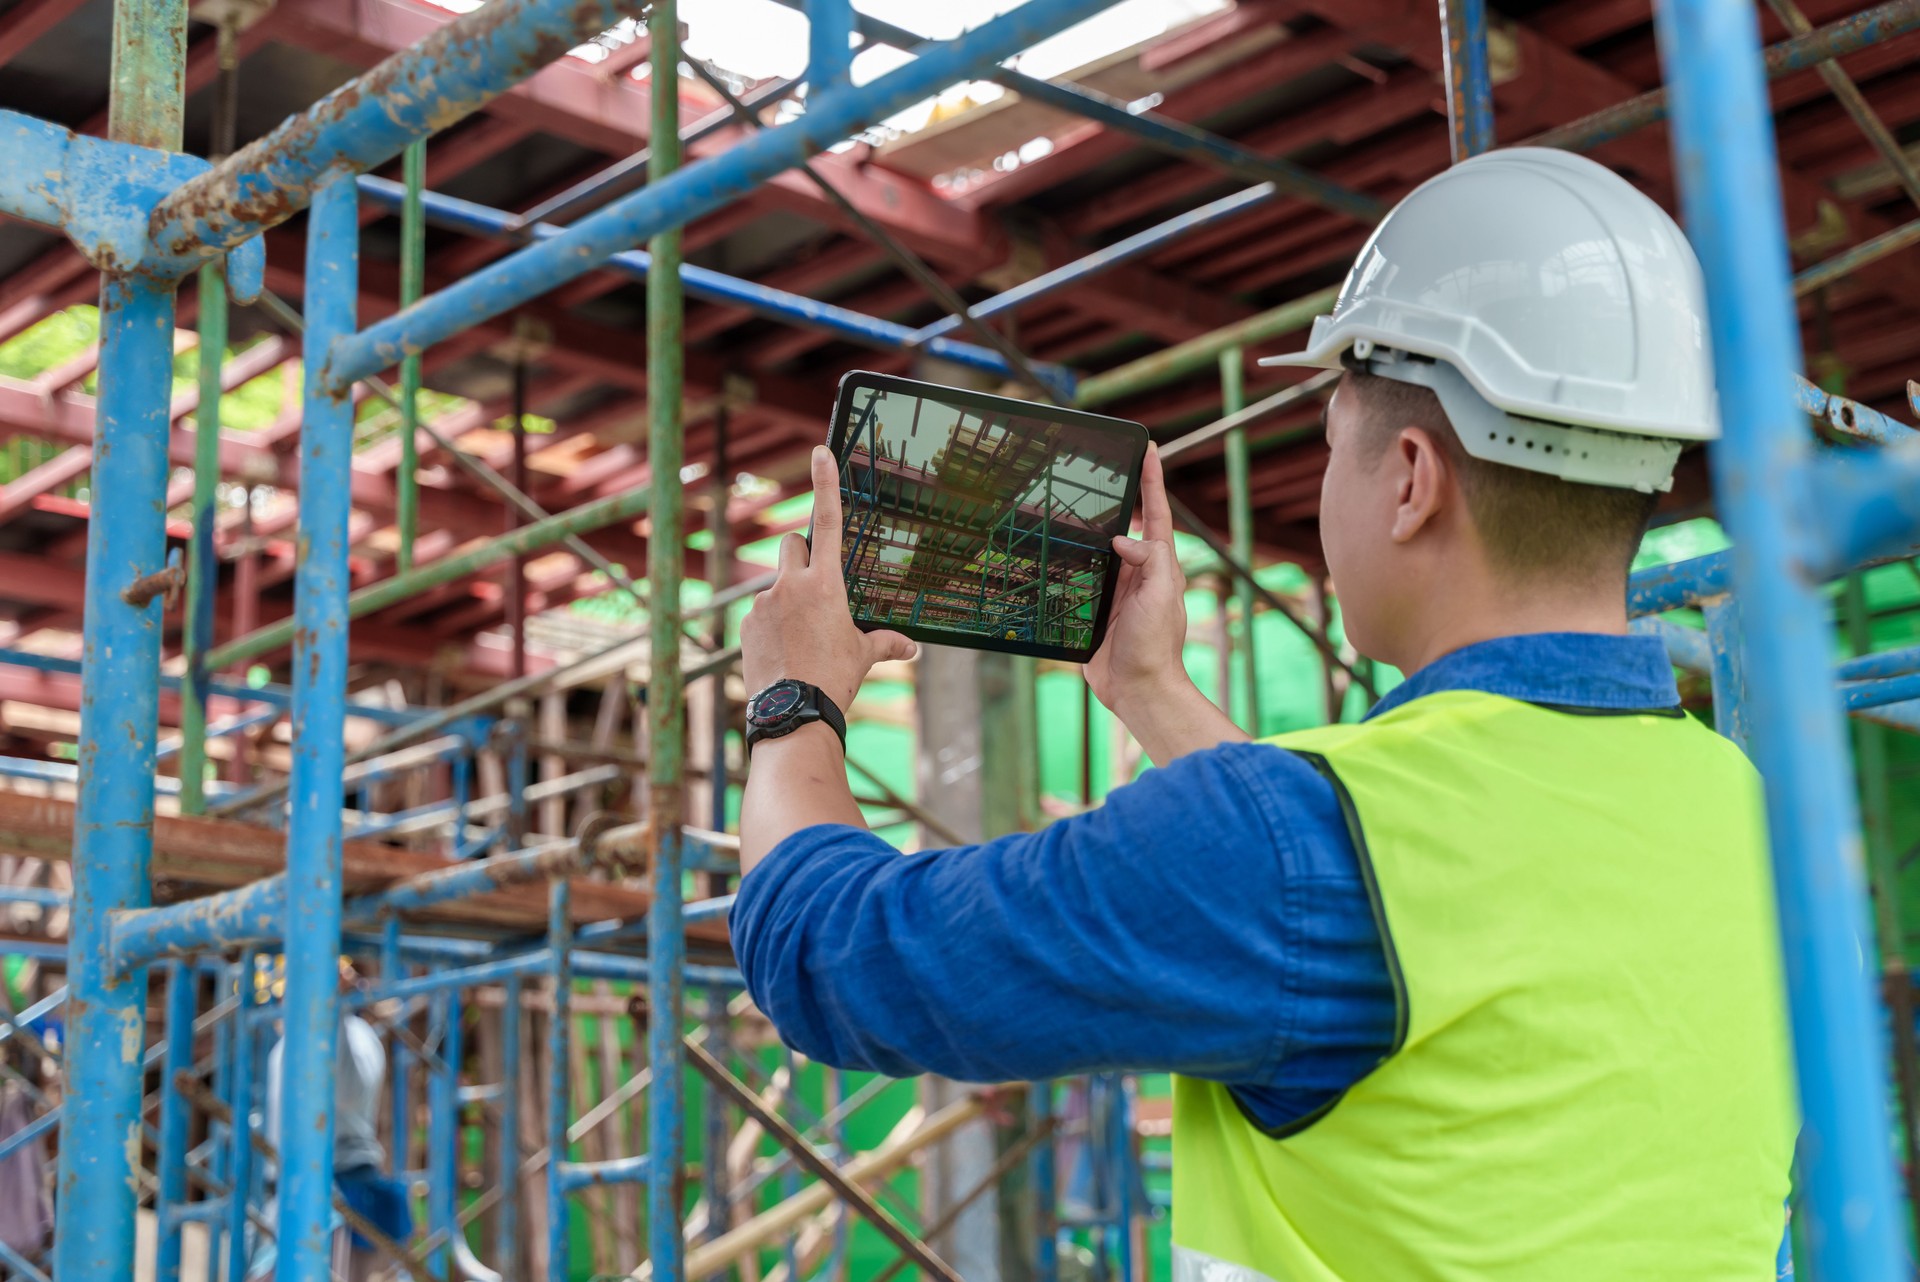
745 679 847 753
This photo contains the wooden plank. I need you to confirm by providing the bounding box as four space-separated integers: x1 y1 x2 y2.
0 790 734 951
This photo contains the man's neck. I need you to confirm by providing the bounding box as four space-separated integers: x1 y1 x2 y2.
1392 581 1630 677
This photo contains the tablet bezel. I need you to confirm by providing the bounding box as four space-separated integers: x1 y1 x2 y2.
823 370 1150 665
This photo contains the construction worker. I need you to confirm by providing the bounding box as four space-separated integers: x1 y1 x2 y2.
732 148 1793 1280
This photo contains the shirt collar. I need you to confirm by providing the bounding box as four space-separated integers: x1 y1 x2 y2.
1365 631 1681 722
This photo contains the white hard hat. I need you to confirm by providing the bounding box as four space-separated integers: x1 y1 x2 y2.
1261 147 1717 493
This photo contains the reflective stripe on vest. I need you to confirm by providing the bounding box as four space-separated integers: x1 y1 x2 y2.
1174 1245 1285 1282
1171 690 1795 1282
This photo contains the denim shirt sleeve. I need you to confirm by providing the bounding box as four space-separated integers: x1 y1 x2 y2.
729 742 1396 1095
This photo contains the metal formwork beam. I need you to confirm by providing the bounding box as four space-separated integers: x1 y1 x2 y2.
322 0 1136 389
1534 0 1920 152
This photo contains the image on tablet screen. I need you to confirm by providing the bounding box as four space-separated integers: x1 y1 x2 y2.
834 382 1134 653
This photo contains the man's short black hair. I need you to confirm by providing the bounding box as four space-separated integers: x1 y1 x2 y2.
1345 370 1656 582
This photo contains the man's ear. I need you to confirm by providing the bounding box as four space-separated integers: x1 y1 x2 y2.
1388 426 1450 544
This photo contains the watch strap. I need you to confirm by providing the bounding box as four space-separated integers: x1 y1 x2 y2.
746 681 847 752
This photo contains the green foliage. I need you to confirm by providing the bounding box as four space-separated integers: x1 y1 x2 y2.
0 305 96 382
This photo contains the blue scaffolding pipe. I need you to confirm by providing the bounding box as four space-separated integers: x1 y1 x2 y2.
323 0 1132 389
274 172 358 1282
0 644 424 727
907 182 1283 344
808 0 854 90
1793 374 1919 445
111 877 289 973
1439 0 1496 161
153 963 197 1282
0 987 68 1048
556 1154 653 1191
427 987 462 1279
1804 442 1920 580
112 832 615 970
54 270 176 1282
341 837 581 918
1839 643 1920 681
0 1239 51 1282
157 705 283 762
0 886 71 909
1658 0 1907 1274
353 176 1055 385
141 0 634 276
0 754 236 797
1627 550 1734 615
224 948 258 1282
0 108 68 227
496 970 521 1272
1843 671 1920 710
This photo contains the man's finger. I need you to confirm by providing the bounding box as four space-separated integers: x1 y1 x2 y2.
777 531 810 576
808 445 845 570
864 629 918 666
1139 443 1174 545
1112 535 1153 567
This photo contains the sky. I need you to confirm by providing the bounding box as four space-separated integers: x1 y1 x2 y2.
537 0 1233 138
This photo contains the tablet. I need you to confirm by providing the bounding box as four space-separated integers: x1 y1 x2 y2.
825 371 1149 663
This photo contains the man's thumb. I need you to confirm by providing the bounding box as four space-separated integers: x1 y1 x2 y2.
1112 535 1154 566
865 630 919 665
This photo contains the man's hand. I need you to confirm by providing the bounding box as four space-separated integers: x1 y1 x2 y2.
741 445 918 720
1084 443 1249 766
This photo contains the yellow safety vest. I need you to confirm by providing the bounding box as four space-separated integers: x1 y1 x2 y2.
1172 690 1795 1282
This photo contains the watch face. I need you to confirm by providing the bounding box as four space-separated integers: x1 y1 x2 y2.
751 683 805 725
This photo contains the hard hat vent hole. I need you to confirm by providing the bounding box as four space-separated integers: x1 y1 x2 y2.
1506 436 1514 444
1544 444 1553 453
1525 440 1535 449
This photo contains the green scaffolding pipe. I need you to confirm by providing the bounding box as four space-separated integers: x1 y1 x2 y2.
179 261 226 815
204 481 652 670
644 5 689 1282
397 139 426 572
1220 345 1258 734
1074 285 1338 409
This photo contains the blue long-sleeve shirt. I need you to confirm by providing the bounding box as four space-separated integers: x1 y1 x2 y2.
730 632 1684 1130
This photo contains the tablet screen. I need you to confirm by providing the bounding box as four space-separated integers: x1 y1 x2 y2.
827 372 1148 663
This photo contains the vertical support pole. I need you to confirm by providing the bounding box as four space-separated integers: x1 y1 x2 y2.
179 17 238 813
1219 347 1257 734
1033 1082 1058 1282
428 988 463 1278
1844 576 1920 1237
1701 596 1749 751
154 961 197 1282
510 351 529 685
647 5 689 1281
56 0 188 1255
499 971 523 1273
1439 0 1494 162
545 881 573 1282
179 262 226 813
229 488 260 785
224 950 258 1282
703 407 732 1249
382 916 409 1174
57 277 180 1279
276 172 359 1282
1655 0 1905 1275
397 139 425 573
809 0 854 91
